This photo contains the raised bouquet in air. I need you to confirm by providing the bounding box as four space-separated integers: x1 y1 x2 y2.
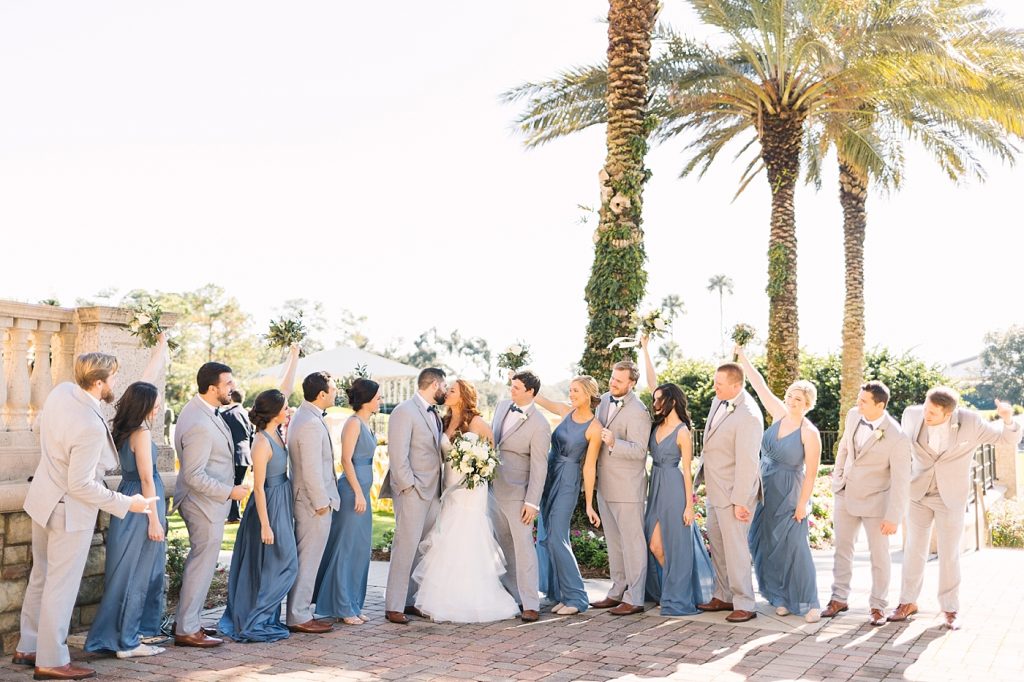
266 313 307 355
497 341 531 372
448 432 500 490
636 308 671 339
127 299 178 350
730 323 757 359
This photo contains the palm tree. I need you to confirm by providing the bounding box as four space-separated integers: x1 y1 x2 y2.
507 0 1024 397
803 0 1024 421
706 274 734 358
576 0 661 384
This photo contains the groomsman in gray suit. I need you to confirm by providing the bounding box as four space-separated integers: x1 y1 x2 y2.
490 370 552 622
695 362 763 623
824 380 911 626
285 371 340 634
588 360 652 616
889 387 1021 630
16 354 153 681
173 362 251 647
380 367 448 624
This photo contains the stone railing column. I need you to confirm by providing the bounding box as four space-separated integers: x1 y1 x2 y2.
29 322 60 428
4 320 36 433
0 321 10 426
52 323 78 386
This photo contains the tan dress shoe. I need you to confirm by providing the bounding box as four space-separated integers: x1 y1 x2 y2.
697 598 734 612
520 610 540 622
609 603 644 616
287 619 333 634
404 606 427 618
385 610 409 624
869 609 886 626
173 630 223 647
821 599 848 617
12 652 35 666
886 602 918 622
31 663 96 680
589 597 621 609
725 610 757 623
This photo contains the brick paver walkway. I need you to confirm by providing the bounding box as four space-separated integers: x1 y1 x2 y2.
2 548 1022 681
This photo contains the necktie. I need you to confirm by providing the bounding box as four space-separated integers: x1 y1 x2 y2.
509 404 523 414
427 404 442 434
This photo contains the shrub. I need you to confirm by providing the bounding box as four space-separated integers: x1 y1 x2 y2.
166 536 189 599
374 527 395 551
989 498 1024 548
570 529 608 570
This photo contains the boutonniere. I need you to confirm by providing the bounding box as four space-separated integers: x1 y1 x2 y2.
874 429 885 441
518 410 529 422
951 421 960 432
726 403 736 415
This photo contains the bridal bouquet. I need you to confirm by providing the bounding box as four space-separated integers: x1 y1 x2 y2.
636 308 671 339
266 313 307 355
730 323 757 360
127 299 178 351
497 342 530 373
448 432 500 490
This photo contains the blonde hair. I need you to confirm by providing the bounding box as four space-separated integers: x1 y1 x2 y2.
612 360 640 383
787 380 818 411
571 375 601 409
74 353 119 390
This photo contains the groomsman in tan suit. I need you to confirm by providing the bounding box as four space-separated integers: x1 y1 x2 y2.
889 387 1021 630
824 381 911 626
173 362 251 647
695 362 763 623
588 360 652 616
16 354 153 681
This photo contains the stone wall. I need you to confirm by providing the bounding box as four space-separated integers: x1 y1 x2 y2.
0 301 177 655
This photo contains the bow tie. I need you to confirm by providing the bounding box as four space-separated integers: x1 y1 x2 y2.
610 397 623 407
427 405 439 414
322 410 328 418
214 407 220 417
509 404 524 414
859 419 874 431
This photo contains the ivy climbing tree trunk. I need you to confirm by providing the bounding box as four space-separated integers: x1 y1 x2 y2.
579 0 658 388
761 111 804 398
838 159 868 431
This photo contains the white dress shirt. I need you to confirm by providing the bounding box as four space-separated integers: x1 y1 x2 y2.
927 421 952 453
854 414 886 450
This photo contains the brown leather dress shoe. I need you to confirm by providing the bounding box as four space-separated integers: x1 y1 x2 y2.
944 612 961 630
697 598 734 612
12 652 35 666
403 606 427 618
287 619 333 634
886 602 918 622
821 599 848 618
609 603 644 616
589 597 621 609
520 609 540 622
385 610 409 624
725 610 757 623
32 663 96 680
172 622 217 637
869 609 886 626
174 630 223 647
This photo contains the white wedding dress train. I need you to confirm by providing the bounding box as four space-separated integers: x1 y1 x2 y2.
412 435 520 623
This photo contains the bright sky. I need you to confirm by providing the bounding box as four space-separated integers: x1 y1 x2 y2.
2 1 1022 381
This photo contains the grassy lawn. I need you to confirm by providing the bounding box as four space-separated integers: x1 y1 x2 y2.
167 508 394 552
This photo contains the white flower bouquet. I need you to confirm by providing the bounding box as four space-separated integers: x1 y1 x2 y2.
266 313 307 356
497 341 531 373
127 299 177 350
636 308 671 339
448 432 500 490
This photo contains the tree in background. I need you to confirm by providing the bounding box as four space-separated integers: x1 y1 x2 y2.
980 326 1024 406
706 274 734 359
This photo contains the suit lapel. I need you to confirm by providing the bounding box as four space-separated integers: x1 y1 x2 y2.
597 396 610 427
305 402 334 456
500 404 530 444
415 398 440 445
76 386 117 455
605 393 630 428
705 396 735 441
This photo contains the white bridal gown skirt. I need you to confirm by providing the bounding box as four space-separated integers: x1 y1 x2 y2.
412 479 520 623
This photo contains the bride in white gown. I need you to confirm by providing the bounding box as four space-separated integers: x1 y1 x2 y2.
412 379 520 623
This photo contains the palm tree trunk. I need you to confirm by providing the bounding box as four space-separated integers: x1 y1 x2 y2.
838 159 868 432
760 111 803 397
718 289 725 359
579 0 659 387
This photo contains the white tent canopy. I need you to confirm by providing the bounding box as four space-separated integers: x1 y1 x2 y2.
258 345 420 405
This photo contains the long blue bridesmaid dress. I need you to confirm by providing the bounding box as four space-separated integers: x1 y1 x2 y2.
314 418 376 619
748 420 820 615
644 424 715 616
219 430 298 642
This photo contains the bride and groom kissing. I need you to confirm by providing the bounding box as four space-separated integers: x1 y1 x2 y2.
380 367 552 624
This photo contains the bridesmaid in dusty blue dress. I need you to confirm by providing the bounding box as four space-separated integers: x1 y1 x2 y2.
86 336 169 659
735 345 822 622
535 376 603 615
314 378 381 625
640 339 715 616
219 389 299 642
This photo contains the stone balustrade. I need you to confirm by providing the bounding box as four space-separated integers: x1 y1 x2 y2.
0 299 177 654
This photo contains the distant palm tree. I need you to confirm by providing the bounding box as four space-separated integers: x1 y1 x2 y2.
706 274 734 359
660 294 686 321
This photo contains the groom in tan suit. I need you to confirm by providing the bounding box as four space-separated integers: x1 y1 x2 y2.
696 362 763 623
824 381 911 626
16 354 152 681
889 386 1021 630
